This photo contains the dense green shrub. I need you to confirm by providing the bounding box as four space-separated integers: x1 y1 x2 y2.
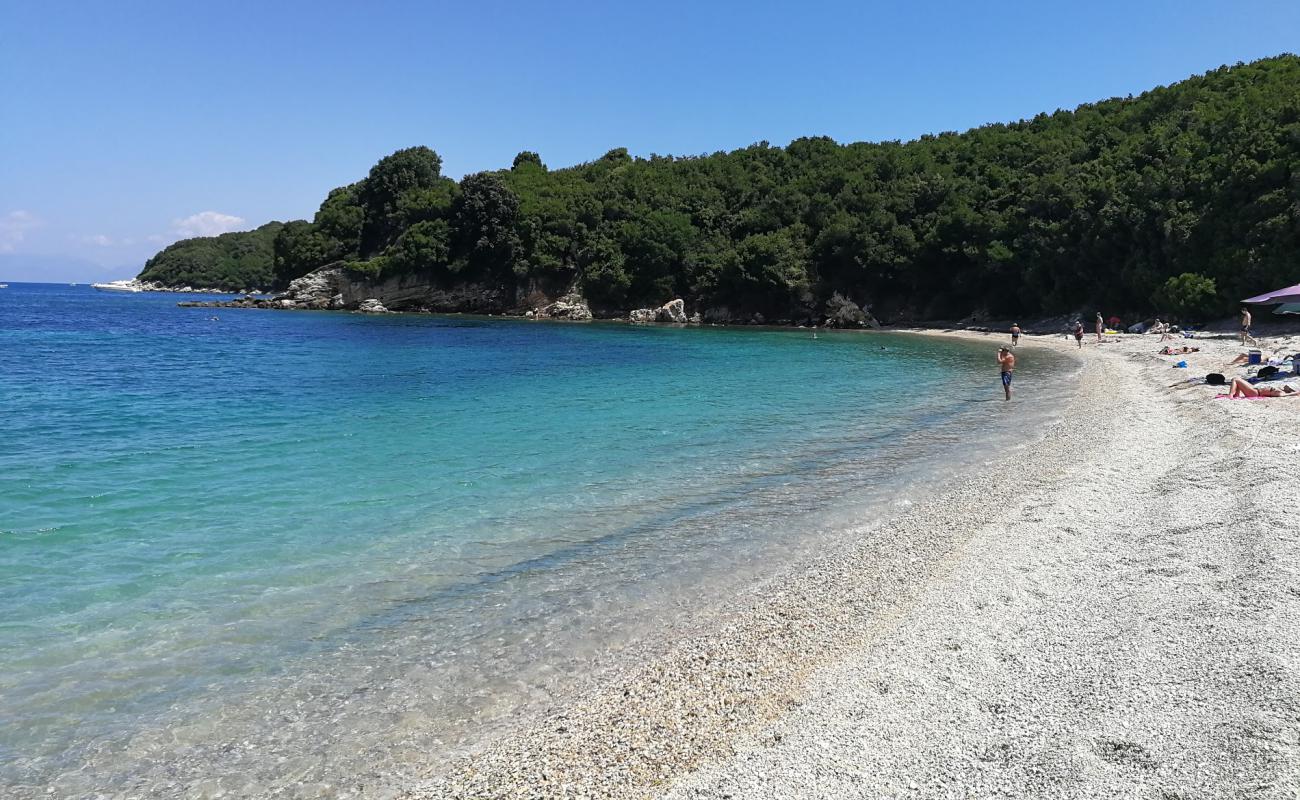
1154 273 1222 321
138 222 283 290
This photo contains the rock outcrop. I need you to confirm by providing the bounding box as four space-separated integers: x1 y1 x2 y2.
536 292 593 321
181 264 510 314
282 268 342 308
630 299 688 324
657 298 687 323
823 292 881 329
176 266 891 330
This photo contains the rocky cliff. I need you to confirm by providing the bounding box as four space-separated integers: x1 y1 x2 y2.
179 264 890 330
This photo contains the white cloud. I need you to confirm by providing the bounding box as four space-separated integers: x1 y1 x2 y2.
171 211 247 239
0 210 41 252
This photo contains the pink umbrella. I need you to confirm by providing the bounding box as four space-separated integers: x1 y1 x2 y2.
1243 283 1300 304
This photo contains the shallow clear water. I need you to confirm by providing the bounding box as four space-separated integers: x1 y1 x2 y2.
1 283 1069 796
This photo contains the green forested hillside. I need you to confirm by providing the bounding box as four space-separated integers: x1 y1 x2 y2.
183 56 1300 319
137 222 284 290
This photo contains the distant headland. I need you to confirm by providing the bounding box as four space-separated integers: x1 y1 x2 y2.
143 55 1299 326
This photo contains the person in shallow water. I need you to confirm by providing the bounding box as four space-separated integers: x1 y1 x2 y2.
1010 323 1021 347
997 347 1015 401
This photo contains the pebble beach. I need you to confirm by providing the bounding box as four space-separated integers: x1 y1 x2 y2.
411 326 1300 799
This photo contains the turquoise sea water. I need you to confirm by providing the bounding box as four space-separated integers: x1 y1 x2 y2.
1 283 1068 796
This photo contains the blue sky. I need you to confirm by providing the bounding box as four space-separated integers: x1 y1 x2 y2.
2 0 1298 281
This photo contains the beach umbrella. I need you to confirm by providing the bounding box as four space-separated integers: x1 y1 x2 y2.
1243 282 1300 304
1107 315 1122 326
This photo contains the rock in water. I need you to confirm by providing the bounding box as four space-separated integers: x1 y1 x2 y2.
538 292 593 321
656 298 687 323
357 298 389 313
631 299 688 324
283 267 344 307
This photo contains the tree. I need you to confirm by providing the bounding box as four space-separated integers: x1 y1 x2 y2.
578 236 631 308
616 210 697 303
512 151 545 171
723 229 811 313
273 220 333 286
453 173 521 279
314 183 365 260
1153 272 1222 321
358 146 444 256
386 219 452 277
140 221 284 290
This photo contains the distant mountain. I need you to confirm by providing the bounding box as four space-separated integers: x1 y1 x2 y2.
135 222 285 291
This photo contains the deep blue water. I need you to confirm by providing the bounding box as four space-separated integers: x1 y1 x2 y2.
0 283 1067 796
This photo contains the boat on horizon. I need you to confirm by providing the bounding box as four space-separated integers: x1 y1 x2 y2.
91 280 142 293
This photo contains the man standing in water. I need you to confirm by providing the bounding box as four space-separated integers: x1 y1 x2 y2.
1010 322 1021 347
998 347 1015 401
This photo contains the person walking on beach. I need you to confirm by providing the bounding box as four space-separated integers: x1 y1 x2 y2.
1095 312 1104 343
1010 323 1021 348
1072 320 1084 349
1241 307 1257 345
997 347 1015 401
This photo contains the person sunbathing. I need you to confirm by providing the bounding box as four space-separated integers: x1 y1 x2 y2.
1160 345 1200 355
1228 377 1298 398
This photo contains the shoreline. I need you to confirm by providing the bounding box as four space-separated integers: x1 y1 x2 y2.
407 330 1078 798
5 321 1071 799
409 329 1300 798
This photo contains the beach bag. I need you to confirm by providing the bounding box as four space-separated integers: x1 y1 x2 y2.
1258 365 1280 379
1205 373 1226 386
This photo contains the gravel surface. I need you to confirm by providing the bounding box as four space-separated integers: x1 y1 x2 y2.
410 330 1300 799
